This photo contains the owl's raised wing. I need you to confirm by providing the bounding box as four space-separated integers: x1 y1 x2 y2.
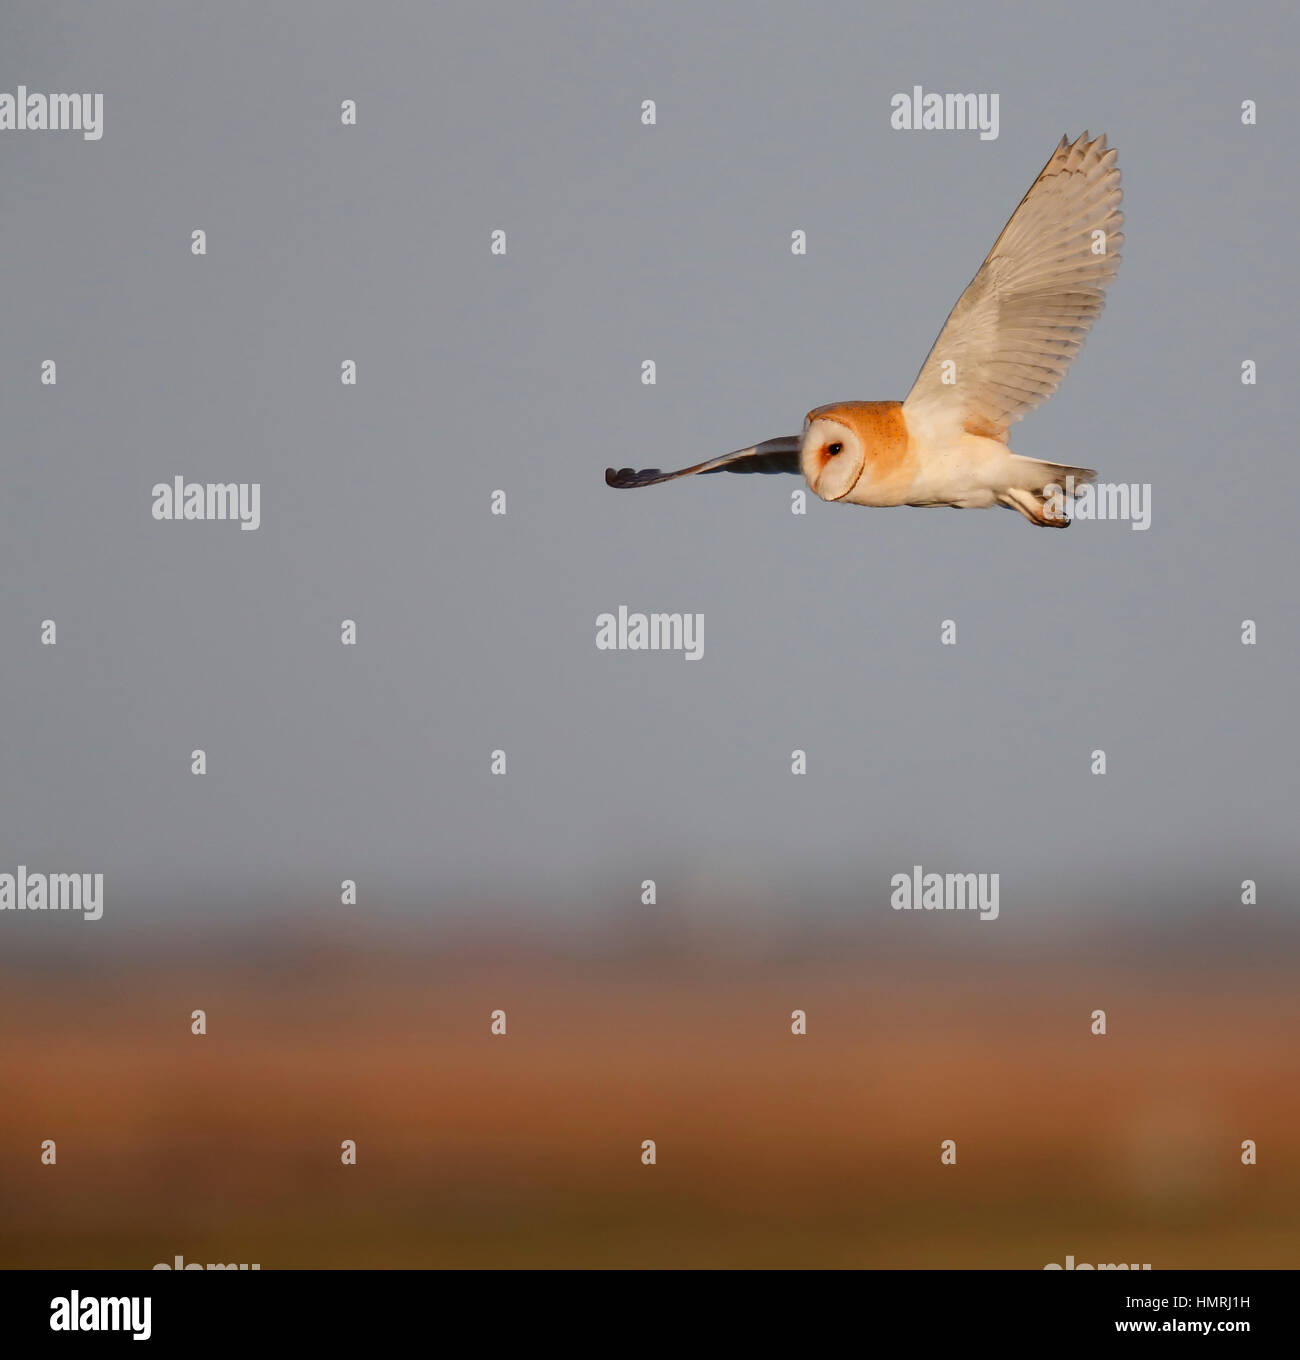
606 435 800 488
903 132 1122 443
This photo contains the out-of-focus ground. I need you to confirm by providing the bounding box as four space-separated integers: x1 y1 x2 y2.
1 918 1297 1269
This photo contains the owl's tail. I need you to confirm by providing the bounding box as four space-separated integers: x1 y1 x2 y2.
996 455 1096 528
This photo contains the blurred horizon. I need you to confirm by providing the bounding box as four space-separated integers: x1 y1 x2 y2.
4 914 1298 1269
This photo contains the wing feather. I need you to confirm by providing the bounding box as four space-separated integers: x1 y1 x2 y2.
605 435 800 488
903 132 1123 442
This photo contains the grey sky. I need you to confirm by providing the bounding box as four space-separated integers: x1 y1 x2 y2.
0 0 1295 935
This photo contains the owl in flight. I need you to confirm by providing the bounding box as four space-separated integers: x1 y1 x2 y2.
606 133 1122 527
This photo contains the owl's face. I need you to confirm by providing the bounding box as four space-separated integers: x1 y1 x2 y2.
800 415 864 501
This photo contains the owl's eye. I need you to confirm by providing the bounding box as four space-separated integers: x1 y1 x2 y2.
826 442 843 456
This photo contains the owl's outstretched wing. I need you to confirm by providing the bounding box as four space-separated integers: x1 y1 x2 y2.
606 435 801 488
903 132 1122 444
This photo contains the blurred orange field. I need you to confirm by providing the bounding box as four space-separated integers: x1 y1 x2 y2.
2 931 1297 1268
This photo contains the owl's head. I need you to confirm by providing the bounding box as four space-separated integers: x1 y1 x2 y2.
799 408 865 501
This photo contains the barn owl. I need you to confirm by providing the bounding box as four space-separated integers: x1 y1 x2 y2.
606 132 1122 527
